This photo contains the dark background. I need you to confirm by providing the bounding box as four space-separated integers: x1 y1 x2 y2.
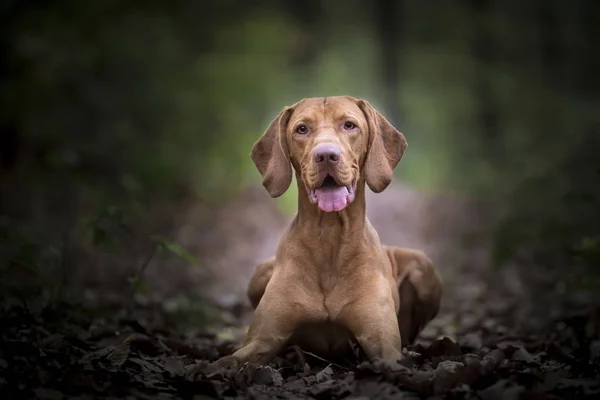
0 0 599 397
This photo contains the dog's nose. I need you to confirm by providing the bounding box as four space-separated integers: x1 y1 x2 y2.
313 143 341 164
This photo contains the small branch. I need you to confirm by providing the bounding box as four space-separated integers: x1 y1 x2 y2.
299 349 350 370
129 245 158 307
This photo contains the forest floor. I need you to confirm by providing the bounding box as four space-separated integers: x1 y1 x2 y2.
1 183 599 399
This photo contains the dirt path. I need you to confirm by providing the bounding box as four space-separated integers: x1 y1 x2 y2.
178 181 490 320
177 182 474 303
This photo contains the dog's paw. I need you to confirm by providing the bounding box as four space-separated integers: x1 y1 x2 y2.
185 356 241 380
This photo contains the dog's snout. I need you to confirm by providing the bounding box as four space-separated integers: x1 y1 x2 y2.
313 143 341 165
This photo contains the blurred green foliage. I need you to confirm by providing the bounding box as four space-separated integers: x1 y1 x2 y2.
0 0 598 281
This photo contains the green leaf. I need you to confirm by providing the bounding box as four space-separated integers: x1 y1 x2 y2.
578 236 600 252
78 217 93 226
128 274 148 294
128 274 140 286
151 235 197 266
104 205 123 219
136 280 149 294
101 205 131 232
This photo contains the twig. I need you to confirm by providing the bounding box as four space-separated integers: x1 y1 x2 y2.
129 245 158 307
299 349 350 370
290 345 307 367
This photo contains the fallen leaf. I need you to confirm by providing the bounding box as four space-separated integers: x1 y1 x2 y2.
39 334 64 353
303 362 311 376
481 349 505 375
459 332 483 350
32 388 63 400
511 345 539 364
308 379 349 398
315 365 333 382
254 366 284 386
235 364 283 387
164 357 185 377
108 336 131 370
555 378 600 396
478 379 524 400
433 360 466 394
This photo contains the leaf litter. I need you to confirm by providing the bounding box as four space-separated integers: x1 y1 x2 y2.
2 185 600 398
1 295 599 400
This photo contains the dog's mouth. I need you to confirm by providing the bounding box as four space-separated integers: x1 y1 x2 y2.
308 175 356 212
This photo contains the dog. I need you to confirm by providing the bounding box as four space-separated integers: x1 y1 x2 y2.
203 96 442 371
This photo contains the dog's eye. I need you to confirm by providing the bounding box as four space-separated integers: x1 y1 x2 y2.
343 121 357 131
295 124 309 135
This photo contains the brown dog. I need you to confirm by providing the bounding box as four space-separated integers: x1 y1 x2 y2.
208 96 442 370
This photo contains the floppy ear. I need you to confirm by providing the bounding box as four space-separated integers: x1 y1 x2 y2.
250 106 294 197
357 99 408 193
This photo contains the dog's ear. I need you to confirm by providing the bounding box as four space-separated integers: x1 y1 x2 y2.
357 99 407 193
251 106 295 197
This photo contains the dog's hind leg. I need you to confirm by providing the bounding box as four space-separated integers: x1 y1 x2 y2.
247 257 275 309
385 247 443 347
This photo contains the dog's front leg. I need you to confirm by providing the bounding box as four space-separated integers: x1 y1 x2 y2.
338 283 403 362
191 288 309 377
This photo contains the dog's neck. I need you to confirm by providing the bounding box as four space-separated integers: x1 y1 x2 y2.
293 173 368 237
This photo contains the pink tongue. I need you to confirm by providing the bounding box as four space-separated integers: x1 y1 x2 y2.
315 186 349 212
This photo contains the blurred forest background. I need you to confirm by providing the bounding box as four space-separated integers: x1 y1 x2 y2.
1 0 599 328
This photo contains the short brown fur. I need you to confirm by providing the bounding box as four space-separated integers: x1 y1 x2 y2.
201 96 443 371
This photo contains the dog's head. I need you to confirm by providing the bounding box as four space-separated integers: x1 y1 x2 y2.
251 96 407 212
